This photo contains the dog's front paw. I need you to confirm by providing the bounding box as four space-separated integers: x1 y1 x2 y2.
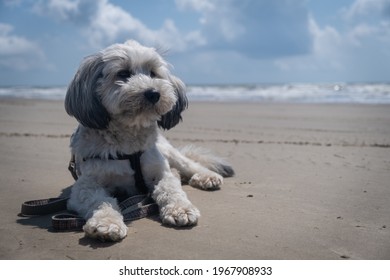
83 204 127 242
161 203 200 227
189 172 223 190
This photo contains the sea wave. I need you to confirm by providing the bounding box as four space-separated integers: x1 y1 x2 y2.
1 83 389 104
0 86 67 100
187 83 390 103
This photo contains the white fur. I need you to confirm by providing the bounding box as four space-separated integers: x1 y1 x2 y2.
65 40 234 241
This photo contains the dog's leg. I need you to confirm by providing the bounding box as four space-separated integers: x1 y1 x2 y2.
143 147 200 226
157 135 233 190
67 177 127 241
153 172 200 226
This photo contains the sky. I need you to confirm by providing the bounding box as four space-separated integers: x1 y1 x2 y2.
1 0 390 86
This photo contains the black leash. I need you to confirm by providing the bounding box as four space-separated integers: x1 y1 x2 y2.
21 194 158 231
21 151 158 231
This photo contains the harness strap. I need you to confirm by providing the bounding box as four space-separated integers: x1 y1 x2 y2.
127 152 148 194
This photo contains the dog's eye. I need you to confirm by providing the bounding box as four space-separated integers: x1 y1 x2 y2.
150 71 157 78
117 70 131 80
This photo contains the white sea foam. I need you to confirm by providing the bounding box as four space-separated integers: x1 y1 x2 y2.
187 83 390 103
1 83 389 104
0 86 67 100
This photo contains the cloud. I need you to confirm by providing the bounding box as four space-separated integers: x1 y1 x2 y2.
32 0 98 25
85 1 193 51
33 0 143 44
176 0 215 13
4 0 388 85
273 1 390 84
273 16 345 78
343 0 390 20
342 0 390 49
31 0 202 51
85 1 152 46
0 23 48 71
176 0 313 58
175 0 389 84
32 0 312 58
341 0 390 45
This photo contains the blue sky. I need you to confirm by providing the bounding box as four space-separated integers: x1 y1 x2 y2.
1 0 390 86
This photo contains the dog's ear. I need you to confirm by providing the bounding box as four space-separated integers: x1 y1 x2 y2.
65 54 110 129
158 75 188 130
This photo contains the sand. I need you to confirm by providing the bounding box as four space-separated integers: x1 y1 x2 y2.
0 98 389 260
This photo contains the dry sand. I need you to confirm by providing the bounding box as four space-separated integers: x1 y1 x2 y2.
0 98 389 259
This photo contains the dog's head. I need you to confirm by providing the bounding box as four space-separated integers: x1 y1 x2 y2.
65 40 187 130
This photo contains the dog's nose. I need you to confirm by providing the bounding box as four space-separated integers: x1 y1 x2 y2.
144 89 160 104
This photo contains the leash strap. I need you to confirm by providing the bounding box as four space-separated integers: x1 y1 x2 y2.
21 197 69 216
52 213 86 231
20 194 158 231
21 150 155 231
119 194 159 222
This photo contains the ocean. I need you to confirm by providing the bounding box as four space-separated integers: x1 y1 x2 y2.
0 83 389 104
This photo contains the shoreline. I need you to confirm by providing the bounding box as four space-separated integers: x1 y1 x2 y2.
2 95 390 105
2 82 390 104
1 98 389 259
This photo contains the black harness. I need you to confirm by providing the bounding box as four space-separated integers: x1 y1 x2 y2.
68 151 148 194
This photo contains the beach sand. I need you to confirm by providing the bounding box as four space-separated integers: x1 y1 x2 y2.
0 98 389 259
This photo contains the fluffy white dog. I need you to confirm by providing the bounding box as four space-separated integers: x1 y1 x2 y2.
65 40 234 241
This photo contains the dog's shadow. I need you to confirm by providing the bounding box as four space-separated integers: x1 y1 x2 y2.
78 236 122 248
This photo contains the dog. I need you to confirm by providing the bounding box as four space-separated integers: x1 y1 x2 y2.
64 40 234 241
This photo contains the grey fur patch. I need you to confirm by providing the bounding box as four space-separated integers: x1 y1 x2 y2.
65 54 111 129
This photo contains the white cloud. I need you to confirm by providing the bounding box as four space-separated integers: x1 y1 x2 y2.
86 0 203 51
341 0 390 45
309 16 343 60
32 0 102 26
176 0 389 84
341 0 390 51
32 0 312 58
176 0 312 58
86 0 152 46
32 0 79 21
347 23 379 46
0 23 49 71
175 0 215 13
31 0 203 52
273 5 390 83
343 0 390 20
177 0 244 42
4 0 388 84
274 16 345 75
